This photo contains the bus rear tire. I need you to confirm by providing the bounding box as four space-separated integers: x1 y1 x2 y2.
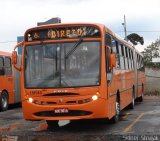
138 84 144 102
46 120 59 129
139 94 143 102
0 91 9 111
129 89 135 109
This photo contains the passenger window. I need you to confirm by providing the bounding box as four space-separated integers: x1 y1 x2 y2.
118 44 122 55
111 39 117 53
125 47 129 69
137 54 139 69
140 58 145 71
121 45 125 56
115 41 119 54
128 49 132 69
105 34 112 47
0 57 4 75
105 47 112 83
4 57 12 76
106 47 111 73
115 41 120 69
121 45 125 69
131 50 134 69
125 46 128 58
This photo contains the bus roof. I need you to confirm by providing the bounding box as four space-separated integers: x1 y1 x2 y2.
24 23 105 34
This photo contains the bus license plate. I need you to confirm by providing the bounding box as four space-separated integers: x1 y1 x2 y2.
54 108 68 113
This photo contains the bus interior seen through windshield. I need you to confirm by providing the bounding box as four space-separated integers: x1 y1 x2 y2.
25 41 100 88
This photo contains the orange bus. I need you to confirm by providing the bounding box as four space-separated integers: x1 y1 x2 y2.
12 23 145 127
0 51 20 111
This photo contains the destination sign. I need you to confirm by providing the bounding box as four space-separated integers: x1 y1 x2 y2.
25 26 101 42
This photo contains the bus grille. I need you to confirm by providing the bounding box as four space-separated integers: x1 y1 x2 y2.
34 110 92 117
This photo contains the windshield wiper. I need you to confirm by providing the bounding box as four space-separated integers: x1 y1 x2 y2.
65 26 95 59
65 38 83 59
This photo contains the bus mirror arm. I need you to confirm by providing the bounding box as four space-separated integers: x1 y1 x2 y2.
110 53 116 69
12 41 24 71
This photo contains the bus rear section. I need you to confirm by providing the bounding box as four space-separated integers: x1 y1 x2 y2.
0 51 21 111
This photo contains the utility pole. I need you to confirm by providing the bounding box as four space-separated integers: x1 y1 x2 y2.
122 15 127 40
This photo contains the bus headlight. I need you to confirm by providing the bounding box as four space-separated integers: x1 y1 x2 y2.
28 97 33 103
92 95 98 101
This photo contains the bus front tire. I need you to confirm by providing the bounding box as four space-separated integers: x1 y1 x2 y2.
0 91 9 111
46 120 59 129
110 100 120 123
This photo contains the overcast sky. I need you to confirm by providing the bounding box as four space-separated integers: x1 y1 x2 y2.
0 0 160 52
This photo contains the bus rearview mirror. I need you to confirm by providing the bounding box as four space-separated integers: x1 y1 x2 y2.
110 54 116 69
12 51 17 65
12 51 21 71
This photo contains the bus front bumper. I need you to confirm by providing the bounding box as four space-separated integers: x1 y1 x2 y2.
22 96 108 121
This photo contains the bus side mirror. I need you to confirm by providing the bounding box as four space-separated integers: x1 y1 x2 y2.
110 54 116 69
12 51 17 65
12 51 21 71
12 41 23 71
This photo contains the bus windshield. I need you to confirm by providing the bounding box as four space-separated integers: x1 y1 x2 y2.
24 41 100 88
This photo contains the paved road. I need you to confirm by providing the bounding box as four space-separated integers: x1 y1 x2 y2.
0 96 160 141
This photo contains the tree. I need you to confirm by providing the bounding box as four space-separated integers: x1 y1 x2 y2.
127 33 144 45
142 38 160 68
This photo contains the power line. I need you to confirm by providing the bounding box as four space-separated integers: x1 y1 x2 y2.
0 41 16 43
116 31 160 33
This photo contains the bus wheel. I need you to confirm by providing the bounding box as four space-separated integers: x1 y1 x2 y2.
0 91 9 111
46 120 59 129
139 93 143 102
110 99 120 123
139 84 144 102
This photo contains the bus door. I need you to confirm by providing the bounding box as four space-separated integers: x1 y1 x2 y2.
105 34 114 89
105 34 116 118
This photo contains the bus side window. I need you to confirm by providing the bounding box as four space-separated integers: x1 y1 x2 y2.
105 33 112 82
0 57 4 75
105 34 112 47
137 54 139 70
105 47 112 83
141 58 145 71
125 46 129 70
131 50 134 69
120 44 125 69
128 49 132 69
4 57 12 76
111 39 117 53
106 34 120 69
115 41 120 69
